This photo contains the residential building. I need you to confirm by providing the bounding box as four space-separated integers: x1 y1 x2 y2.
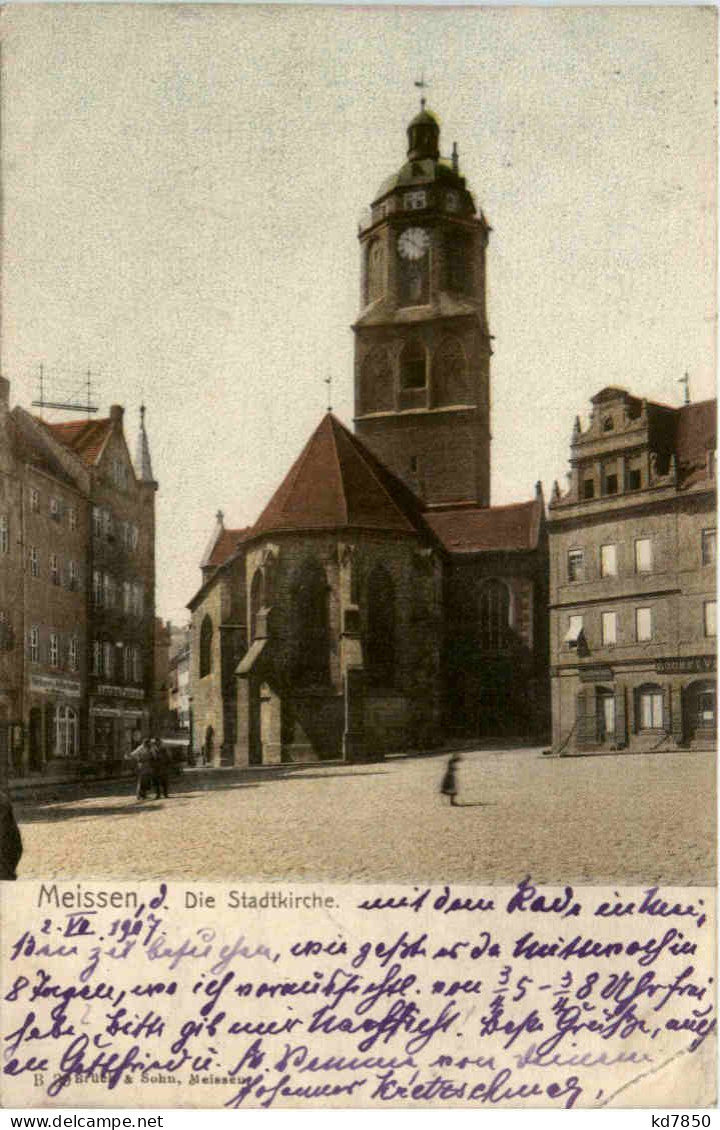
0 380 158 775
547 386 716 753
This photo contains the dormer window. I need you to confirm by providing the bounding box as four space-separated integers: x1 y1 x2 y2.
602 416 614 432
446 191 460 212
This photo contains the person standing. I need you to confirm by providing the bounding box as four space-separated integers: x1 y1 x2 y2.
440 752 463 807
0 789 22 879
126 738 155 801
151 738 171 800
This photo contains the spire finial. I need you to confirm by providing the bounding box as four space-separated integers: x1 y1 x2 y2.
414 72 429 111
134 402 155 483
324 375 333 414
679 371 690 406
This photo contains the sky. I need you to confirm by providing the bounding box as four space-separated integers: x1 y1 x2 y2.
1 4 716 625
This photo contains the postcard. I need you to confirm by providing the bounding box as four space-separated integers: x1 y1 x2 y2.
0 3 716 1111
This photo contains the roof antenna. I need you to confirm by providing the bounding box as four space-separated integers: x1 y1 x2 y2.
678 371 690 406
452 142 459 174
32 363 98 416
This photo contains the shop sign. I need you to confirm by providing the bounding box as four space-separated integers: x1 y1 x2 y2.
655 656 716 675
578 666 614 683
90 706 144 718
30 674 81 698
97 685 144 700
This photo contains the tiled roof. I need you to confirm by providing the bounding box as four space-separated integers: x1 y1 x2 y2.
426 497 543 554
35 417 113 466
249 413 428 540
674 399 716 488
206 527 250 567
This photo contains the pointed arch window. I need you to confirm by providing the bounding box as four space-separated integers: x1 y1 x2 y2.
433 336 468 405
293 559 330 686
361 346 394 413
478 580 511 651
400 341 427 390
366 565 396 687
250 569 265 643
199 614 213 678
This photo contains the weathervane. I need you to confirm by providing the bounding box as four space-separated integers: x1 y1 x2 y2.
324 375 333 414
678 371 690 406
414 72 430 110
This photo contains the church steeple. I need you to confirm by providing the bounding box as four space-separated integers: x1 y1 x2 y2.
134 404 155 484
352 103 492 508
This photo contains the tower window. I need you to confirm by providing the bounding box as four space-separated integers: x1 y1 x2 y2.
366 240 384 303
400 341 427 390
403 190 426 210
366 566 396 687
446 234 470 293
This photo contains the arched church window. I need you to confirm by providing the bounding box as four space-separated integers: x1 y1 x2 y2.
433 337 468 405
478 580 511 651
250 569 264 643
361 347 394 413
293 559 330 686
366 565 396 687
199 614 213 678
400 341 427 390
366 240 385 303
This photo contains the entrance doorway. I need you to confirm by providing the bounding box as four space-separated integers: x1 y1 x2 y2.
683 680 716 743
28 707 43 771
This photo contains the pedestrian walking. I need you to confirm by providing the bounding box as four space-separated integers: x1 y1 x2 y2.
126 738 155 801
151 738 171 800
440 752 462 807
0 788 22 880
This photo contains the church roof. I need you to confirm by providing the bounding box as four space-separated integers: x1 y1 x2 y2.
34 416 113 466
425 497 544 555
249 413 428 540
205 526 250 568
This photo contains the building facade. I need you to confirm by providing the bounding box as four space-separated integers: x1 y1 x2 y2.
188 105 550 764
0 381 158 777
548 386 716 754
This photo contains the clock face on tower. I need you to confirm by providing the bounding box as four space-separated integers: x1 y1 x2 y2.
398 227 430 261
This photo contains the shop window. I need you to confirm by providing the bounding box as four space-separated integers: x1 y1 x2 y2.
478 580 511 650
366 565 396 687
199 615 213 678
704 600 716 638
701 528 716 567
601 611 617 646
638 685 664 730
694 683 716 730
54 706 78 757
634 538 652 573
635 607 653 642
568 549 584 582
293 558 330 686
600 544 617 578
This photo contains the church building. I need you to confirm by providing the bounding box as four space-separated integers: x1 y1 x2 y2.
188 104 550 764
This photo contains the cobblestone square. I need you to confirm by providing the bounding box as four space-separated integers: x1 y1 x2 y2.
13 746 715 886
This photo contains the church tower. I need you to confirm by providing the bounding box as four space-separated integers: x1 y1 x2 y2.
353 104 492 507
